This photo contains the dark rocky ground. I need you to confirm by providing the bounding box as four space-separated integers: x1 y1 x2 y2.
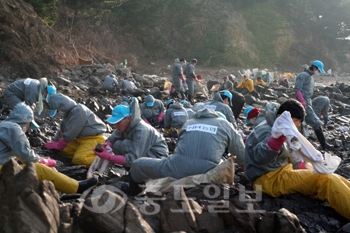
1 64 350 232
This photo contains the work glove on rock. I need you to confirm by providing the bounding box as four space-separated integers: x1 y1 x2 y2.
158 112 165 123
267 135 286 151
93 145 125 166
295 91 306 108
39 157 57 167
324 116 329 126
44 138 68 151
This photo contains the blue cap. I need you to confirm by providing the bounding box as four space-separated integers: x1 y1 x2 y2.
312 60 325 74
145 95 155 107
106 105 131 124
46 85 56 102
220 90 232 106
167 99 174 106
182 101 191 108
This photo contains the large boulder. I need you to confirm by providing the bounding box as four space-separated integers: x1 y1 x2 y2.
0 159 60 232
124 202 154 233
257 208 306 233
78 185 126 233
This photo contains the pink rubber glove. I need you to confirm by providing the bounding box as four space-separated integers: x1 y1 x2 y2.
158 112 165 123
298 161 307 170
103 141 113 148
108 155 125 166
295 91 306 108
180 74 185 83
39 157 57 167
267 135 286 151
44 141 59 150
93 145 125 166
44 138 68 151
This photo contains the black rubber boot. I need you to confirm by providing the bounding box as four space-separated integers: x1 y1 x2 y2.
180 91 186 100
120 179 142 196
187 94 192 104
314 128 333 150
77 176 98 194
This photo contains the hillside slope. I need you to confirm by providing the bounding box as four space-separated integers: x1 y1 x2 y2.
0 0 74 79
1 0 350 79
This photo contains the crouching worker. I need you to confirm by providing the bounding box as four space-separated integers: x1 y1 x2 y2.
93 98 169 169
3 77 55 115
164 99 188 133
101 74 119 96
244 106 261 128
140 95 165 127
44 94 106 167
203 90 237 128
181 100 196 119
244 99 350 220
127 108 245 195
312 96 330 126
0 103 97 194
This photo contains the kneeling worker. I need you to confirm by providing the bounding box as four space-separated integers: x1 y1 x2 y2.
0 103 97 194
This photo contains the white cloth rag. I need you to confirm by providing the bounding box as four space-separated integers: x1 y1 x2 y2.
37 91 43 115
271 111 341 174
87 145 113 178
